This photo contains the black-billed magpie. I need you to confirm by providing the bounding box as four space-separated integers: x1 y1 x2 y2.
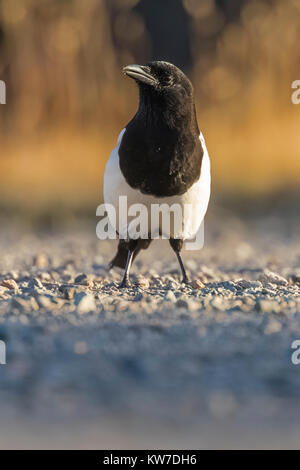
104 61 211 288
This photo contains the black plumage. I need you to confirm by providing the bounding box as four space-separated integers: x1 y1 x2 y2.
119 62 203 197
106 61 209 287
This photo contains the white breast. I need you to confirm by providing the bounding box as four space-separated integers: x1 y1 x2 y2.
103 129 211 242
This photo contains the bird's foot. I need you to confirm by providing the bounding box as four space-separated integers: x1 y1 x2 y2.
119 278 130 289
181 276 190 285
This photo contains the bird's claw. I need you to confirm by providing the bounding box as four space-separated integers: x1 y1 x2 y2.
119 278 130 289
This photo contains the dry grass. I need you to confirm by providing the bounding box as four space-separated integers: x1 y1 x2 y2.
0 0 299 211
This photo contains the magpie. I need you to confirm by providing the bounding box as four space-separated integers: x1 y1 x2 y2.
104 61 211 288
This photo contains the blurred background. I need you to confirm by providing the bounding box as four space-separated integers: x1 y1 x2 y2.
0 0 299 222
0 1 300 449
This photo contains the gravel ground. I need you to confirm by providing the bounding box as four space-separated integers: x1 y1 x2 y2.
0 210 300 449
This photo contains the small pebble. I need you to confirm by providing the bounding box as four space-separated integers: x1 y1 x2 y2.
34 254 49 269
135 276 150 289
1 279 18 290
28 277 44 290
60 286 76 300
75 292 96 314
36 295 54 309
264 320 282 335
211 296 226 310
255 299 281 314
74 273 93 288
190 279 205 290
290 275 300 285
165 290 177 302
175 298 190 309
74 341 88 355
259 270 288 286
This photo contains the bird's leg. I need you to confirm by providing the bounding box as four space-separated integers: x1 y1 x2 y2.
119 239 138 288
175 251 189 284
169 238 189 284
119 251 134 288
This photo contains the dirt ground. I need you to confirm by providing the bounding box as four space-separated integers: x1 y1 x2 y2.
0 207 299 449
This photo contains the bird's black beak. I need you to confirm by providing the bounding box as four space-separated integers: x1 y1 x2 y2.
123 64 157 86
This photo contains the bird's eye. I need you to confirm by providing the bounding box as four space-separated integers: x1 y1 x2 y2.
150 68 174 87
159 74 174 87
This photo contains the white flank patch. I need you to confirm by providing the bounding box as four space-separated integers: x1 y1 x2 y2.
103 129 211 244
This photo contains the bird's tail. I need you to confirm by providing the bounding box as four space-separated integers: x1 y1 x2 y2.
109 239 152 270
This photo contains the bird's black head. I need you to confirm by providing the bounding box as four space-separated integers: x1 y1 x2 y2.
123 61 193 93
123 61 197 129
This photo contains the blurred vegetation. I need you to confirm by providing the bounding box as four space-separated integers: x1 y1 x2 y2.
0 0 299 216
